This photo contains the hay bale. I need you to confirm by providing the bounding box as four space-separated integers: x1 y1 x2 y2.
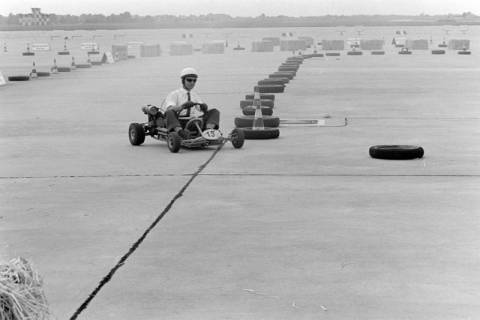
448 39 470 50
140 44 162 57
202 41 225 54
298 36 314 47
279 39 307 51
0 257 49 320
321 40 345 51
170 41 193 55
251 41 274 52
360 39 384 50
406 39 429 50
262 37 280 46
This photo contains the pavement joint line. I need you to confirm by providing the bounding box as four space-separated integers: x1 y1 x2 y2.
68 142 225 320
1 173 480 180
0 174 187 180
197 173 480 177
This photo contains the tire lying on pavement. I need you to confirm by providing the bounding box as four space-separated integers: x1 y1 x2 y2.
8 75 30 81
269 72 295 80
369 145 424 160
254 85 285 93
240 99 274 108
37 71 51 77
258 78 289 85
240 127 280 139
278 66 299 72
58 67 71 72
234 115 280 128
242 106 273 116
245 93 275 101
76 63 92 68
286 57 304 63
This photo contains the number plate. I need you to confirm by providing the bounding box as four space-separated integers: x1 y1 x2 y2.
202 129 222 140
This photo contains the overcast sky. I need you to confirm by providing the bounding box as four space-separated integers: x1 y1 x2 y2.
1 0 479 16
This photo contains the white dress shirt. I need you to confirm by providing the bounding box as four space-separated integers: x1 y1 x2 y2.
160 87 204 117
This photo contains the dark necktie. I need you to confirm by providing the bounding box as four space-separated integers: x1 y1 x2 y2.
185 91 191 117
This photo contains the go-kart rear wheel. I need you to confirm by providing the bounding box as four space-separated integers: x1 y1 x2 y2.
129 123 145 146
230 128 245 149
167 132 181 153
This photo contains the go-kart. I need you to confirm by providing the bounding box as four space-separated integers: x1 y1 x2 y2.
128 104 245 153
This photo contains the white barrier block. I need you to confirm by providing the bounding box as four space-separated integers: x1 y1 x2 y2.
104 52 115 63
0 71 6 86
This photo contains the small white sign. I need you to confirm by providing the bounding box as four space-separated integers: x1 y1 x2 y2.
80 42 99 51
31 43 51 51
127 41 144 48
202 129 222 140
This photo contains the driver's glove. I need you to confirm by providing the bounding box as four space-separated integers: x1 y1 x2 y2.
199 103 208 113
181 101 196 109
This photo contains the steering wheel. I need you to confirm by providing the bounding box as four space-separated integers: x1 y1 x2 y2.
185 118 204 132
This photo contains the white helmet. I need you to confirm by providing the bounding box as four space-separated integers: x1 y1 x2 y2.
180 67 198 78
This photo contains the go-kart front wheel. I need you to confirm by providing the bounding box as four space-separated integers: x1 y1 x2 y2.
230 128 245 149
129 123 145 146
167 132 181 153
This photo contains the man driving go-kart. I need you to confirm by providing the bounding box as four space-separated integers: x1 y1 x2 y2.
160 67 220 139
128 67 244 152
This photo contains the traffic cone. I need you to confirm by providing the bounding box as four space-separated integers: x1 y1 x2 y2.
50 58 58 74
71 56 76 69
252 88 264 130
30 61 38 78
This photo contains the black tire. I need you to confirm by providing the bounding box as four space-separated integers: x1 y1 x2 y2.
230 128 245 148
254 85 285 93
347 51 363 55
128 123 145 146
22 52 35 56
282 62 301 66
240 99 274 108
91 61 103 65
269 72 295 80
8 75 30 81
432 50 445 54
245 94 275 101
58 67 71 72
369 145 424 160
258 78 289 85
167 132 181 153
326 52 341 56
458 51 471 55
242 106 273 116
398 51 412 55
37 72 51 77
240 127 280 139
234 115 280 128
58 51 70 55
76 64 92 68
278 66 298 72
286 57 303 63
371 51 385 55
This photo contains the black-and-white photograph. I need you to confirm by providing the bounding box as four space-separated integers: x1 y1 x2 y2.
1 0 479 319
